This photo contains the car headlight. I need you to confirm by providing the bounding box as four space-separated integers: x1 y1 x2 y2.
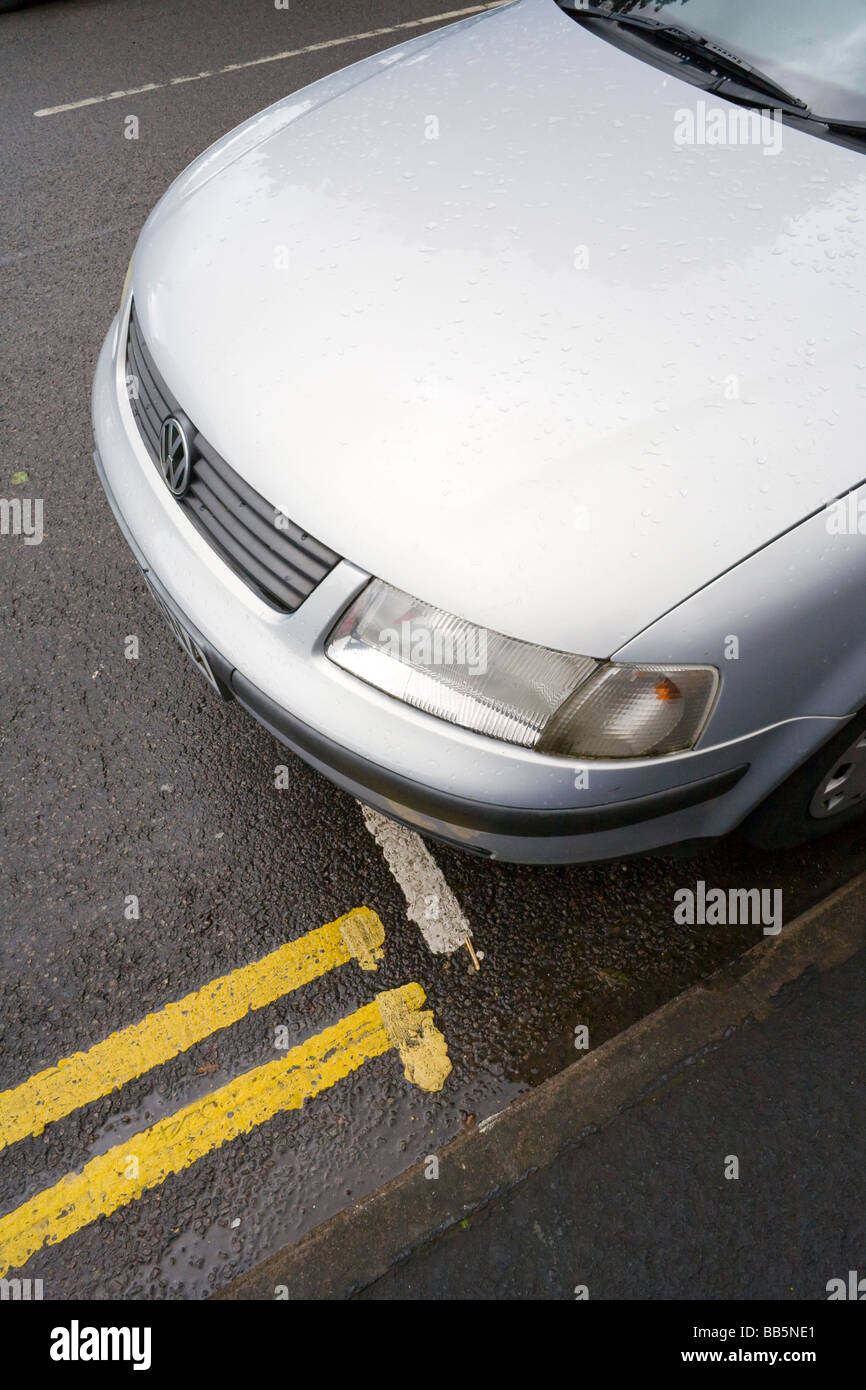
326 580 719 759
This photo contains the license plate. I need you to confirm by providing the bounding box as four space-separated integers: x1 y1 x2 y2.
141 573 224 696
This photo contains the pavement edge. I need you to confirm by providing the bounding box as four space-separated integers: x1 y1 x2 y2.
215 870 866 1300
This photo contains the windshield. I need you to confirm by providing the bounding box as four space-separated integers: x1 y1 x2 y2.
587 0 866 122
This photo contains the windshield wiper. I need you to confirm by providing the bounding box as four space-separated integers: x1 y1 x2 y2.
559 4 810 113
813 115 866 148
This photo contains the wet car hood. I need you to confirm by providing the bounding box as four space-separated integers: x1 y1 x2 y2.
134 0 866 655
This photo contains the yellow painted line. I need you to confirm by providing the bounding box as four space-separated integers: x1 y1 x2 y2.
379 986 453 1092
0 907 384 1151
0 985 450 1276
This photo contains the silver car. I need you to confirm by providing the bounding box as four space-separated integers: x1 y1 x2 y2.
92 0 866 864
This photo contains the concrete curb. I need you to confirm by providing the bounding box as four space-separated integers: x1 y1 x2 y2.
216 871 866 1300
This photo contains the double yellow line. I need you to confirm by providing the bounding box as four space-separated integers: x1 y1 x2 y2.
0 907 451 1276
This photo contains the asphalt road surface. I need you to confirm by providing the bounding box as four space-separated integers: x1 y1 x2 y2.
361 942 866 1302
2 0 865 1299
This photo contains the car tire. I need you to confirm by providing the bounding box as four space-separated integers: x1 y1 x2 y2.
740 709 866 850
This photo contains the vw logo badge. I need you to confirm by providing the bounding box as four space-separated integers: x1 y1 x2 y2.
159 415 192 497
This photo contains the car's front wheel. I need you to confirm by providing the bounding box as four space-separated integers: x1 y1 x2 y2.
740 710 866 850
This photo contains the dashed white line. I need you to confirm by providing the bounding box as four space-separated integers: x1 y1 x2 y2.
33 5 504 118
360 806 473 955
0 223 126 268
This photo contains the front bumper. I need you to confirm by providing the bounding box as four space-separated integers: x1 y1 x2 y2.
92 299 845 864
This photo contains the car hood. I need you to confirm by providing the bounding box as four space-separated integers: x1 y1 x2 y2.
134 0 866 655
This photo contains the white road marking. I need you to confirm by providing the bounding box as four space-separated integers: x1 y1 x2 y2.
478 1109 505 1134
0 224 126 267
360 806 473 955
33 5 504 118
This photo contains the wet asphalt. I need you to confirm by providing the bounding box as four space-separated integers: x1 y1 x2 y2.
2 0 866 1299
361 943 866 1302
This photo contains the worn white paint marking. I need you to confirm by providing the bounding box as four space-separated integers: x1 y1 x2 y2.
478 1109 505 1134
360 806 472 955
0 224 127 268
33 5 504 118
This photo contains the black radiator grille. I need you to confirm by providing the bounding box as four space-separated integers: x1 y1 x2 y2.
125 305 341 613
